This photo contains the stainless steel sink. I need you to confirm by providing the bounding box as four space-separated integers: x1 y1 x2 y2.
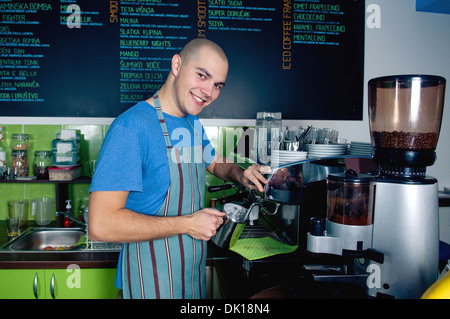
0 227 86 252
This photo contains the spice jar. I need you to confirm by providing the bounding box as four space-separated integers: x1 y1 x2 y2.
10 150 29 177
11 134 30 150
33 150 52 179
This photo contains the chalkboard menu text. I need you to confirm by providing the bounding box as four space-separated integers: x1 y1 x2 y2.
0 0 365 119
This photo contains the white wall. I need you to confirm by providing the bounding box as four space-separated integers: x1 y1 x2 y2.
290 0 450 190
366 0 450 190
1 0 450 189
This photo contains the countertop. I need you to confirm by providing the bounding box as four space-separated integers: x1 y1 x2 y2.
0 222 117 269
2 220 449 299
0 222 238 269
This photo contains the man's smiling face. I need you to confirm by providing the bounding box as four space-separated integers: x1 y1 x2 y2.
172 46 228 117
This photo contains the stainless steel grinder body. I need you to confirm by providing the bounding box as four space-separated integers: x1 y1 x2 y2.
368 177 439 299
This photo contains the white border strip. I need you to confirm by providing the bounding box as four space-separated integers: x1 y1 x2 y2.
0 117 367 138
0 117 115 125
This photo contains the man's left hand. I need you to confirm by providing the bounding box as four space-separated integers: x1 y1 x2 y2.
239 164 272 192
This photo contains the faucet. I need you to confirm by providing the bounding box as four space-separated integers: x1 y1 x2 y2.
56 211 86 228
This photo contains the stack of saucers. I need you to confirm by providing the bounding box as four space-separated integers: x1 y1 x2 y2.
348 141 372 157
271 150 308 167
306 144 348 158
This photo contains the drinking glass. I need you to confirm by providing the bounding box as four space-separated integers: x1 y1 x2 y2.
6 216 20 237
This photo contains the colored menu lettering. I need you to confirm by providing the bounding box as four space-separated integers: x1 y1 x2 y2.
0 0 364 119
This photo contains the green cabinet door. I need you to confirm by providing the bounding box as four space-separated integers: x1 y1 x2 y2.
0 268 118 299
0 269 45 299
51 267 118 299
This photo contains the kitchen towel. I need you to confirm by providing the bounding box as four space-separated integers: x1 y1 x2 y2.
73 234 87 249
228 224 298 261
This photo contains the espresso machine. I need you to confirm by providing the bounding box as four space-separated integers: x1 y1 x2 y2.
211 159 346 251
367 74 446 299
262 159 346 248
209 159 349 297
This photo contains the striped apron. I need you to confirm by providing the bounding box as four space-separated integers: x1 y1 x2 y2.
121 93 207 299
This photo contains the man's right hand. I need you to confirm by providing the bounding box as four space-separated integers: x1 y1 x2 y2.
183 208 226 241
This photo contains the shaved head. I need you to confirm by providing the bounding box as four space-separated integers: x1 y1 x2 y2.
153 37 229 117
179 38 228 65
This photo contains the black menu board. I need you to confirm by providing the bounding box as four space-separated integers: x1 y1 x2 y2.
0 0 365 119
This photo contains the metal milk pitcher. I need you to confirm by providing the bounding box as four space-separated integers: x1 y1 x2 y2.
211 203 251 248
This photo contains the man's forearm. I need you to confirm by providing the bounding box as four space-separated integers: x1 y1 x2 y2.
207 155 270 192
88 206 188 243
209 160 245 184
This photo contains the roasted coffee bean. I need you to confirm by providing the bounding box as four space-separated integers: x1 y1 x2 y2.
373 131 437 149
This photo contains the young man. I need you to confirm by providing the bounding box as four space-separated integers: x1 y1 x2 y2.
88 38 270 299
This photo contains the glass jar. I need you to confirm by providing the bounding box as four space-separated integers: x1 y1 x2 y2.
10 150 29 177
327 169 375 226
254 112 282 165
11 134 30 150
368 75 445 169
33 150 52 179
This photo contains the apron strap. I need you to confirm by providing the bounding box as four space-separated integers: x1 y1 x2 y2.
152 91 172 149
152 91 204 150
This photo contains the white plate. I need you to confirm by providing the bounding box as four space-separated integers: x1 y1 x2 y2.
349 151 371 154
272 159 307 164
272 151 308 156
351 141 371 146
349 153 372 156
309 148 346 152
308 152 345 157
273 150 308 154
274 155 309 159
274 158 308 162
307 144 347 150
307 148 346 153
275 154 308 157
275 151 308 154
308 154 343 158
350 144 371 147
271 156 308 164
350 149 370 151
273 153 308 157
308 151 346 155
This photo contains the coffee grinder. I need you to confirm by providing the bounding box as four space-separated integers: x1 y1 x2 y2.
306 169 376 257
367 75 446 298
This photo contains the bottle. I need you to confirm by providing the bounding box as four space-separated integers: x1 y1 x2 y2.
64 199 74 228
0 127 6 178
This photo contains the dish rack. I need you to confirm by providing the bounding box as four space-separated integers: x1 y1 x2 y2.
85 226 122 251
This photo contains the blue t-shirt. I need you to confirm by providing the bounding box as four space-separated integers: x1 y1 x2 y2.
89 100 215 215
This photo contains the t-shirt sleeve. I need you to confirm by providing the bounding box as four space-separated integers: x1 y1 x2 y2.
89 123 144 192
